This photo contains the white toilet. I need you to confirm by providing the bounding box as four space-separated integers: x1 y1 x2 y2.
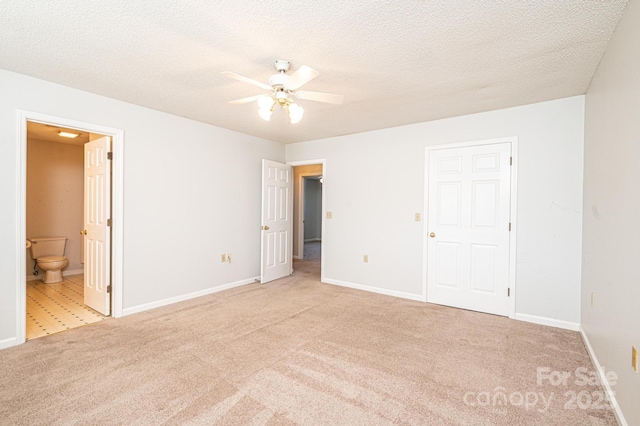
28 237 69 284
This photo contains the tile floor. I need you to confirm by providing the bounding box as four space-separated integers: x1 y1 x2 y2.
26 274 108 340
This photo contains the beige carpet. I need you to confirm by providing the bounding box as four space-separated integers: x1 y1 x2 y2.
0 248 617 425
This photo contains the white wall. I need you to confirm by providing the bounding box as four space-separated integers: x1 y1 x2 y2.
0 69 284 347
583 1 640 424
26 138 84 277
286 96 585 328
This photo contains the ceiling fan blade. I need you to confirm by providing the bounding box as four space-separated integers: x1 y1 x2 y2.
294 90 344 105
228 94 266 105
221 71 272 91
285 65 319 90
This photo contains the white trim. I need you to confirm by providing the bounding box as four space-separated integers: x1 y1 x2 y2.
323 278 424 302
508 140 518 318
26 269 84 282
422 136 518 319
514 313 579 331
16 114 27 345
0 337 19 350
287 159 327 282
15 110 125 348
122 277 258 316
580 327 628 426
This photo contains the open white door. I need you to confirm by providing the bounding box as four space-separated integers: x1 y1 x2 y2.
426 142 511 316
83 136 111 315
261 159 293 283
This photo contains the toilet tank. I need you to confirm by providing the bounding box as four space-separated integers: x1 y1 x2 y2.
29 237 67 259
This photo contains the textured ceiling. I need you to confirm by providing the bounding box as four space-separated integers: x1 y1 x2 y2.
0 1 628 144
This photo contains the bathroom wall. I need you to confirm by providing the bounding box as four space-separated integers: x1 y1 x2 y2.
26 138 84 277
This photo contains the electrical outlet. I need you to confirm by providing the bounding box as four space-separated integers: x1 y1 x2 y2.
227 253 232 263
633 346 638 373
363 254 369 263
221 253 227 262
591 292 595 307
326 211 333 219
415 213 421 222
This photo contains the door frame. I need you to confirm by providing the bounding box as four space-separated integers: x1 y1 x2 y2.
422 137 518 319
287 159 326 282
15 110 125 344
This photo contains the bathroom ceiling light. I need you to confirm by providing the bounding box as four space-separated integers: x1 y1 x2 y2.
58 131 80 138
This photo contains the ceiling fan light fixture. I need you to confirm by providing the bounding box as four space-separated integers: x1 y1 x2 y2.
258 96 275 110
257 96 275 121
258 107 273 121
288 103 304 124
224 60 341 125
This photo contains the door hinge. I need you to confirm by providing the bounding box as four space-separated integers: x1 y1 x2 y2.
508 288 511 297
508 222 511 231
510 156 512 166
107 152 113 160
107 285 112 293
107 218 112 227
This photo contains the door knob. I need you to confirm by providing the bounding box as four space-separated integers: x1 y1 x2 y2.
429 232 436 238
261 225 269 231
80 229 87 235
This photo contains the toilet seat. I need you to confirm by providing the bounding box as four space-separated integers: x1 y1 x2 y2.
38 255 67 263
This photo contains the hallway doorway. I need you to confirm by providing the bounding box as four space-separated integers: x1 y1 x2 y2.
290 161 326 280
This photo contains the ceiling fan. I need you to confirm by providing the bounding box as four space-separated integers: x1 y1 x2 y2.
222 60 344 123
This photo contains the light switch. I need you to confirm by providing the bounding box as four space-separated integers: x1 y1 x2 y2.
326 211 333 219
363 254 369 263
415 213 421 222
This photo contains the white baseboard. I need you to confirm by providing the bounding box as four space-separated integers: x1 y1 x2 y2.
323 278 424 302
122 276 259 316
514 313 579 331
0 337 19 350
25 269 84 281
580 326 627 426
304 238 321 242
293 255 302 260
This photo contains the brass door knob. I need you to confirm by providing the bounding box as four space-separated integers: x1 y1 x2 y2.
261 225 269 231
429 232 436 238
80 229 87 235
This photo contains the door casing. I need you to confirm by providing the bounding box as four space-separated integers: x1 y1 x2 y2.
15 110 124 345
423 137 518 319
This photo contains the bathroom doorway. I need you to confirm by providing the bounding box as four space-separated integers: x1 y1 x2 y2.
25 122 110 339
17 111 124 344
